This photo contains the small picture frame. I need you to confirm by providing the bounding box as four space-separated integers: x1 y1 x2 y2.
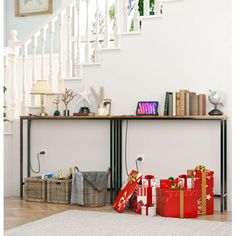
15 0 53 17
136 101 159 116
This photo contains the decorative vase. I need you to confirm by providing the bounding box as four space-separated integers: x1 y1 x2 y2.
54 110 61 116
63 110 70 116
98 107 109 116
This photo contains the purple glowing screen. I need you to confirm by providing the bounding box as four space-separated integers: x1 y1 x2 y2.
136 101 159 115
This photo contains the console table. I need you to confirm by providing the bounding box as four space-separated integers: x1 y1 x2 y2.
20 115 227 212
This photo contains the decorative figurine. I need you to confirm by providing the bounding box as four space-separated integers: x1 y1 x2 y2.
53 96 61 116
61 88 76 116
208 90 224 115
58 169 64 180
76 82 91 115
90 86 111 116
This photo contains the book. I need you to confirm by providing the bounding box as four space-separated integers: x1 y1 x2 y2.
198 94 206 115
189 92 196 115
173 92 176 116
164 92 169 116
179 90 188 116
185 92 190 116
191 94 199 116
176 92 180 116
168 92 173 116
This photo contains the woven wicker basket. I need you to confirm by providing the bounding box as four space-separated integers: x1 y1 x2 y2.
24 176 47 202
47 178 72 204
75 167 109 207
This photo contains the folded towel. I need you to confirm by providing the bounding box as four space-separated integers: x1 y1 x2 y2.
82 171 107 192
71 171 84 205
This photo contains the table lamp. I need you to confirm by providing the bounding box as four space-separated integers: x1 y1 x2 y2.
31 80 52 116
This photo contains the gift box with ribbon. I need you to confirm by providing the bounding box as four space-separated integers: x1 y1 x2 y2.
141 178 159 187
141 204 156 217
178 174 194 189
156 188 198 218
189 165 214 215
113 170 142 213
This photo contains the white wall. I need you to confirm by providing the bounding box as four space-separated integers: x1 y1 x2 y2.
5 0 232 211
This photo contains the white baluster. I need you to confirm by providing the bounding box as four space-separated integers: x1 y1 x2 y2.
76 0 82 79
40 28 46 80
122 0 128 32
49 21 55 90
31 36 37 106
114 0 121 47
104 0 109 48
94 0 100 62
72 5 76 77
85 0 90 63
133 0 140 31
144 0 150 16
66 5 72 78
154 0 162 15
21 45 29 115
58 13 64 80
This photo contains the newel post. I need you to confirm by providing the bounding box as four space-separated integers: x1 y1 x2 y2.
7 30 19 120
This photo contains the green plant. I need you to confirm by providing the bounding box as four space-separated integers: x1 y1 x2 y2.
138 0 155 16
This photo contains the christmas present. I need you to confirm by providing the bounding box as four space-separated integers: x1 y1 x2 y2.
113 170 142 213
178 174 193 189
156 188 198 218
130 194 145 214
160 177 179 189
189 165 214 215
141 204 156 217
141 177 159 187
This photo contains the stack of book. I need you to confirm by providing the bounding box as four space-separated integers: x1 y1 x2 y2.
164 90 206 116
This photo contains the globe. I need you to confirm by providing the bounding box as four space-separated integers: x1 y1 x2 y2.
208 90 223 116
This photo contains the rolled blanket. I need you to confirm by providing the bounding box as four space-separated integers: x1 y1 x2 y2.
71 171 84 205
82 171 107 192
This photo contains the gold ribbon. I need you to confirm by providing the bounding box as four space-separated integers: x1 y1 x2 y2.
180 190 184 218
202 171 207 215
195 165 206 172
129 173 138 183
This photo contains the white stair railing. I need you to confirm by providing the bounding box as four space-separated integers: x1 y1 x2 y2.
4 0 164 118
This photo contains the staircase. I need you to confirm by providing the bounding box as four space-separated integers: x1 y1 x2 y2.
4 0 174 120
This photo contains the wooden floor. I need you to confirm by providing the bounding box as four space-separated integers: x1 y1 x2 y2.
4 196 231 230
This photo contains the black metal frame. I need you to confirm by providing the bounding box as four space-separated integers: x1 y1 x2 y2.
19 116 227 212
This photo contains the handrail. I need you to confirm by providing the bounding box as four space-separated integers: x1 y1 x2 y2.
10 0 75 48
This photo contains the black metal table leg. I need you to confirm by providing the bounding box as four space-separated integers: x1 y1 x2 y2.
224 119 227 211
220 120 224 212
20 118 23 198
110 119 114 203
27 120 31 177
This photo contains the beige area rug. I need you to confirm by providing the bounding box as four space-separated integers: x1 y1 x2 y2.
5 210 231 236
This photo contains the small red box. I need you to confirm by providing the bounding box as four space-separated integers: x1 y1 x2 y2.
156 188 198 218
160 179 171 189
191 169 214 215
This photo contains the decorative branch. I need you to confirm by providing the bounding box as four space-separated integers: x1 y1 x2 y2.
53 96 61 110
61 89 76 110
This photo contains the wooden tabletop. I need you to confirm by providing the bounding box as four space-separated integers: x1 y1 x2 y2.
20 115 227 120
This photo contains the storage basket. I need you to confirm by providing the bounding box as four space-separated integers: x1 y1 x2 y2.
24 176 47 202
47 178 72 204
74 167 109 207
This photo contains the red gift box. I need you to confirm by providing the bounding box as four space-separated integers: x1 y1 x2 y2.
156 188 198 218
190 166 214 215
113 170 142 213
160 179 171 189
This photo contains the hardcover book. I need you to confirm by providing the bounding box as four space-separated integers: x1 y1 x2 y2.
191 94 199 116
164 92 169 116
198 94 206 116
168 92 173 116
179 90 188 116
176 92 180 116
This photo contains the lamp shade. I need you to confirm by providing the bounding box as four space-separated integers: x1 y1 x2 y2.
31 80 52 95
